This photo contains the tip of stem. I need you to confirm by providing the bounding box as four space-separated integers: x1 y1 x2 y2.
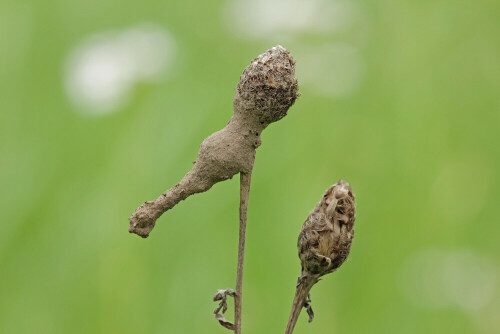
129 204 156 238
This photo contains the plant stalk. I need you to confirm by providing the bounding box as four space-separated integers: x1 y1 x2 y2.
234 168 253 334
285 276 316 334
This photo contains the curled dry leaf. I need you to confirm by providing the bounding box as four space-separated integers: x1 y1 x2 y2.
215 313 235 331
213 288 237 331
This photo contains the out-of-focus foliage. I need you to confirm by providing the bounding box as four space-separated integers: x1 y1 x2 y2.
1 0 499 333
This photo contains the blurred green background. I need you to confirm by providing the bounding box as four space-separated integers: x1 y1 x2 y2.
1 0 499 333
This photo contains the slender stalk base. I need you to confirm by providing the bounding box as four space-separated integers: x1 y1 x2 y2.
285 276 316 334
234 169 253 334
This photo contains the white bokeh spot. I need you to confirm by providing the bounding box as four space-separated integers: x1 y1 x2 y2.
224 0 365 98
64 23 175 115
399 249 498 312
299 44 364 98
225 0 358 39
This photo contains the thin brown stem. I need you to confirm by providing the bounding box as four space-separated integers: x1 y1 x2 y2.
234 168 253 334
285 276 316 334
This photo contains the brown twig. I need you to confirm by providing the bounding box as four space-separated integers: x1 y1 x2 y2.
285 275 317 334
211 169 253 333
128 45 298 239
128 45 299 334
234 170 253 333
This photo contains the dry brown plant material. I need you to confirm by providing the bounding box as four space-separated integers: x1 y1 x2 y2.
213 288 237 330
285 179 356 334
128 45 299 334
129 45 298 238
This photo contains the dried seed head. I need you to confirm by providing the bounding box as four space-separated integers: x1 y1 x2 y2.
287 180 356 333
234 45 299 124
298 179 356 276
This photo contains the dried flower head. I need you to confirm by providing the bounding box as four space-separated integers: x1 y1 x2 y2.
234 45 299 124
298 179 356 276
286 179 356 334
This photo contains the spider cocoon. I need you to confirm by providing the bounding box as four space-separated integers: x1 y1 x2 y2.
234 45 299 124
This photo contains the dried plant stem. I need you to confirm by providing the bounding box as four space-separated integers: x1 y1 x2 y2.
127 45 300 334
285 276 316 334
235 168 253 334
128 45 298 239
